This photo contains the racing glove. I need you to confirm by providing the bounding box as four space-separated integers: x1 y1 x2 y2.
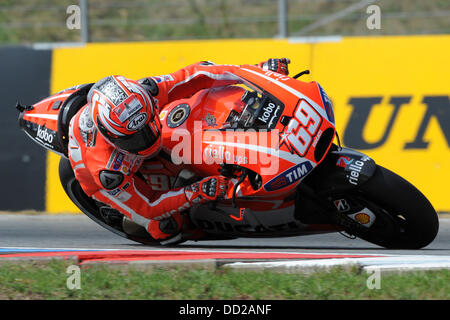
259 58 290 75
184 176 229 205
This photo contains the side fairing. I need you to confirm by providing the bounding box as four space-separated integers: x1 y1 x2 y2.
18 91 75 156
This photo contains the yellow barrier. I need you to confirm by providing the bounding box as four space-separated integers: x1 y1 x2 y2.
49 35 450 213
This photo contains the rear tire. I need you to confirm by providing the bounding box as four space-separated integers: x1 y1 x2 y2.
356 165 439 249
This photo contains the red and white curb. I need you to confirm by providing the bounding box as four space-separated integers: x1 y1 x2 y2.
1 247 449 273
0 247 382 265
223 255 450 273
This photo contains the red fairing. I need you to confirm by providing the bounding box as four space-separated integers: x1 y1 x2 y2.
18 89 79 156
144 62 243 107
161 65 335 203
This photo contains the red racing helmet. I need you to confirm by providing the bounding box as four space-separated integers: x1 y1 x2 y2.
88 75 162 157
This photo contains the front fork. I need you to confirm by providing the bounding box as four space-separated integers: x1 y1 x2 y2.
306 144 377 193
295 145 378 231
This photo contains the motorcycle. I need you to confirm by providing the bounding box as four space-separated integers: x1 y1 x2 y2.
16 65 439 248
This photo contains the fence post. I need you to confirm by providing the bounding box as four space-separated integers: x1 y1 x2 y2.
278 0 288 38
80 0 89 42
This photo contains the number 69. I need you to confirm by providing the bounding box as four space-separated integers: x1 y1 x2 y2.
287 100 322 156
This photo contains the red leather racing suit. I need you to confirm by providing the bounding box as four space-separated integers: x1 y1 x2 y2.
68 62 249 241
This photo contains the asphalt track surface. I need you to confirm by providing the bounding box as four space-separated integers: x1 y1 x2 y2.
0 214 449 256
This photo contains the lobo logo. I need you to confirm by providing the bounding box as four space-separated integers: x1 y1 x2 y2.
279 100 322 156
36 125 54 144
258 102 276 123
258 102 283 128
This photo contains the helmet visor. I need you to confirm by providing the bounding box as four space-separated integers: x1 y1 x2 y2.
97 117 160 154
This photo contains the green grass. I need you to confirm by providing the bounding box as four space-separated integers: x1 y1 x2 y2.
0 260 449 300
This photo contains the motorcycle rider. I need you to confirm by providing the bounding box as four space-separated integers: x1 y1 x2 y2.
67 58 290 244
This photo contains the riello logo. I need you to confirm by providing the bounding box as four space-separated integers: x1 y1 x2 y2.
343 96 450 149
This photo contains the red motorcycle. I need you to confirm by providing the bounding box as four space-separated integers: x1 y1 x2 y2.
17 65 439 248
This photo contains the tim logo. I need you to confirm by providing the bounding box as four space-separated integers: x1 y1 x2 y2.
336 156 352 168
264 161 313 191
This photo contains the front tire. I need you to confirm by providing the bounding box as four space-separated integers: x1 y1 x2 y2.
354 165 439 249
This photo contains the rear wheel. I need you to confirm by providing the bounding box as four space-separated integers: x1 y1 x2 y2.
349 165 439 249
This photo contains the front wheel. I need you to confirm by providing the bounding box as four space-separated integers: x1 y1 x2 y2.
351 165 439 249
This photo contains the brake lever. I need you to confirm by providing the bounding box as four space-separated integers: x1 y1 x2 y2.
218 163 248 208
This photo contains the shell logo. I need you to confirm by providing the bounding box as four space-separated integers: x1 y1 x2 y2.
354 212 371 224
